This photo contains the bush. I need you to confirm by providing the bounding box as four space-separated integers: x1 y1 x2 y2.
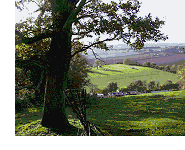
148 81 156 91
127 80 147 92
164 65 170 71
107 82 118 92
15 93 31 113
116 61 123 64
118 87 130 93
170 64 176 70
154 65 159 69
142 61 150 67
123 58 132 65
123 59 136 66
150 62 157 68
158 66 164 70
102 88 109 96
136 62 142 66
159 80 182 91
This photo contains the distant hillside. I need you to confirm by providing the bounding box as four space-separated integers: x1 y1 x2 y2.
84 64 183 94
80 46 185 69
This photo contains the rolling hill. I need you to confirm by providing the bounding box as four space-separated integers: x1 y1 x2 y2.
81 46 185 69
84 64 183 93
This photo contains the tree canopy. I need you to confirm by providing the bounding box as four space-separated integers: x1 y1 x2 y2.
15 0 168 57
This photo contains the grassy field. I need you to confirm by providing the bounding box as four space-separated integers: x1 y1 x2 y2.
15 63 185 136
15 90 185 136
84 90 185 136
84 64 182 93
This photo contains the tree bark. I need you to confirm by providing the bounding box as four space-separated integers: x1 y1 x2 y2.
40 29 75 133
34 76 45 105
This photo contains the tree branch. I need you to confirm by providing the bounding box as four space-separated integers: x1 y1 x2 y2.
91 49 108 65
63 0 86 31
15 30 53 45
76 15 92 21
71 37 115 58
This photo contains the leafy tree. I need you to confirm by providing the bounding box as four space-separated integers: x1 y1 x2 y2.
15 0 168 134
142 61 150 67
94 59 103 69
127 80 146 92
164 65 170 72
67 52 92 91
107 82 118 92
170 64 176 70
150 62 157 68
176 63 185 90
123 58 133 65
148 81 155 91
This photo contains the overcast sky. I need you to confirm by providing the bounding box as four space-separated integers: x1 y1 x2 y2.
15 0 185 45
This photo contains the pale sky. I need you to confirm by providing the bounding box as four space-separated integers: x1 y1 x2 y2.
15 0 185 45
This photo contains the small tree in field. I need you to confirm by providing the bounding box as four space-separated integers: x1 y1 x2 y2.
148 81 155 91
123 58 133 65
94 59 103 69
107 82 118 93
176 63 185 89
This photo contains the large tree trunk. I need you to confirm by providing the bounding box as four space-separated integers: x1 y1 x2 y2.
40 1 81 134
40 30 76 134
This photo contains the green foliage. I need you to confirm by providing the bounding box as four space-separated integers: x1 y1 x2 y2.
136 61 142 66
107 82 118 92
170 64 176 70
67 53 91 91
164 65 170 71
154 65 159 69
176 63 185 89
148 81 156 91
123 58 133 65
158 79 183 91
102 88 110 96
94 59 103 69
150 62 157 68
116 61 123 64
142 61 151 67
127 80 146 92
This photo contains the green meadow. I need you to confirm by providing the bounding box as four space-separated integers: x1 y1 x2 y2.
84 64 182 93
15 64 185 136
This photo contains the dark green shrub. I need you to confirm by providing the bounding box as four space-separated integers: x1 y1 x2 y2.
136 62 142 66
150 62 157 68
123 58 136 66
170 64 176 70
102 88 109 96
158 66 164 70
116 61 123 64
15 94 30 113
148 81 156 91
127 80 147 92
164 65 170 71
118 87 130 93
154 65 159 69
159 80 182 91
107 82 118 92
142 61 150 67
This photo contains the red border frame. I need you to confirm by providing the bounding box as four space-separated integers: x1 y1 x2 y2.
0 0 185 150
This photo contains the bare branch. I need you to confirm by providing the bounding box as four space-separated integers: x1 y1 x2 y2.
91 49 107 65
71 37 115 58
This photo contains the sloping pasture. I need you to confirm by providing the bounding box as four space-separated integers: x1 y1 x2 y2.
84 90 185 135
84 64 182 93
